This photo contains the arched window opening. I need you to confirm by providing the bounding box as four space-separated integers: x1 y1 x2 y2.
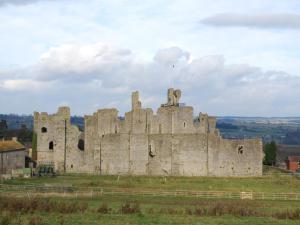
78 139 84 151
71 164 73 169
183 122 186 128
159 124 162 134
115 125 118 134
41 127 47 133
49 141 54 150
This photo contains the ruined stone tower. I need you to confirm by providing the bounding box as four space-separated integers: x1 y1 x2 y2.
34 88 263 176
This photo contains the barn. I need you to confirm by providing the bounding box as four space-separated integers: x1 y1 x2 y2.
0 139 26 174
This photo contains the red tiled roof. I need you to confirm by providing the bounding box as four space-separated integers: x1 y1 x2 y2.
0 140 25 152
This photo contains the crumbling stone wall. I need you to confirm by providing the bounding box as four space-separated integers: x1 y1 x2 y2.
35 88 263 176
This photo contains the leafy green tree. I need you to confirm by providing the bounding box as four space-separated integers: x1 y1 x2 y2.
32 132 37 160
18 124 33 144
0 119 7 139
263 141 277 166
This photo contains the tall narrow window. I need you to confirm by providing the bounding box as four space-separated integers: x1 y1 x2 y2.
41 127 47 133
115 125 118 134
159 124 162 134
149 145 155 157
183 122 186 128
78 139 84 151
49 141 54 150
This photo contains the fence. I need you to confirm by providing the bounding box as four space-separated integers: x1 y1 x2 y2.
1 184 300 201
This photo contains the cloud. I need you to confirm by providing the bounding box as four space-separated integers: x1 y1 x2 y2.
1 43 300 116
0 0 51 7
154 47 190 65
201 13 300 29
0 79 54 91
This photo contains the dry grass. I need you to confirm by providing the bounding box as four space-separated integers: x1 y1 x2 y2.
97 203 111 214
0 196 87 214
120 202 141 214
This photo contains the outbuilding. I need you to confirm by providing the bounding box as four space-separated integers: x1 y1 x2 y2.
0 139 26 174
286 156 300 172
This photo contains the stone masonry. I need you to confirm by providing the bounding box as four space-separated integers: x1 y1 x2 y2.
34 88 263 176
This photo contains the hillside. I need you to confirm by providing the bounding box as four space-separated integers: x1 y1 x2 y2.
1 114 299 144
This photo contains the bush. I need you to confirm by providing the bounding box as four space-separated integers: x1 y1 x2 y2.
120 202 141 214
263 141 277 166
97 203 110 214
0 197 88 214
273 209 300 220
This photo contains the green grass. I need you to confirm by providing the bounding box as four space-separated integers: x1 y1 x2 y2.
14 213 300 225
2 167 300 193
1 167 300 224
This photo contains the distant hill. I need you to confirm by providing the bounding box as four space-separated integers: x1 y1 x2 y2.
0 114 84 130
0 114 299 144
0 114 33 130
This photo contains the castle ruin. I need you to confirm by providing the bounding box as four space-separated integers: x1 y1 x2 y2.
34 88 263 176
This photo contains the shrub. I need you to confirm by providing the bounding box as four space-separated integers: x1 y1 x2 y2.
0 197 88 214
190 201 263 218
120 203 141 214
273 209 300 220
97 203 111 214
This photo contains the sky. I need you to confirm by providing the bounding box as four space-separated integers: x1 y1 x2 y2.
0 0 300 116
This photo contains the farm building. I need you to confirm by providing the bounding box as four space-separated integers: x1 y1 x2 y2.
286 156 300 172
0 139 26 174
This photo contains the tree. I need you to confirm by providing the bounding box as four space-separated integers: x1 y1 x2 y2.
0 119 8 139
17 124 33 144
263 141 277 166
32 132 37 161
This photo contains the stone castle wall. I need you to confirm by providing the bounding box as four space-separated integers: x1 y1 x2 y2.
34 89 263 176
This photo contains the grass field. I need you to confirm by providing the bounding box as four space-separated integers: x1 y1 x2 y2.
1 167 300 225
3 167 300 193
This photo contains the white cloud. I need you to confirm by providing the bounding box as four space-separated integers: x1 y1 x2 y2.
201 13 300 29
1 43 300 116
154 47 190 65
0 79 53 91
0 0 53 7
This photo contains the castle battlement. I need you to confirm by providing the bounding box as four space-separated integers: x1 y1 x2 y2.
34 88 263 176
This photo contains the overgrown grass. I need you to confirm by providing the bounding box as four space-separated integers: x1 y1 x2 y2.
0 196 300 224
0 197 87 214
